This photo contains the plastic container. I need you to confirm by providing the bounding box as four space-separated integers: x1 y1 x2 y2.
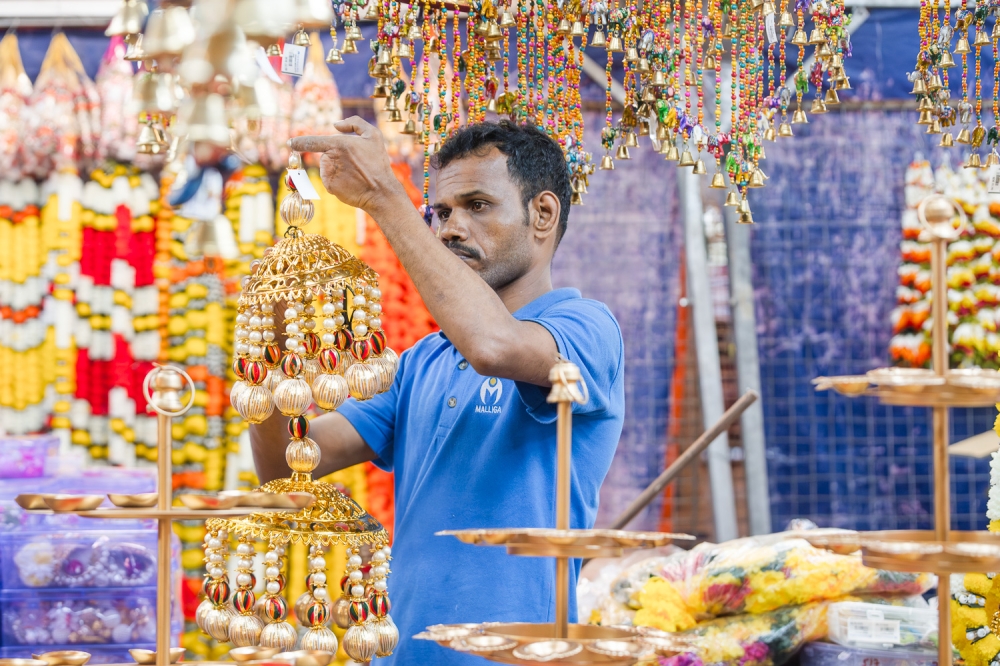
0 644 158 664
801 642 940 666
827 601 937 651
0 435 59 478
0 587 180 646
1 531 159 589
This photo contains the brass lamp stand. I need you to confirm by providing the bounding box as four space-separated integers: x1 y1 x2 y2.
811 194 1000 666
417 358 693 665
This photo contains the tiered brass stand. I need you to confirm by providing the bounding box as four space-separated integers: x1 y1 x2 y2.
16 365 302 666
418 359 693 665
811 194 1000 666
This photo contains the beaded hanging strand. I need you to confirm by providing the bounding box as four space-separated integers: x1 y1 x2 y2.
452 9 462 133
517 0 529 119
421 0 433 220
437 9 448 144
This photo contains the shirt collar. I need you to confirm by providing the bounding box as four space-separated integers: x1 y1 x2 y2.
438 288 582 341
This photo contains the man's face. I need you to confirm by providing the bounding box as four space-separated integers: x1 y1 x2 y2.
433 147 534 291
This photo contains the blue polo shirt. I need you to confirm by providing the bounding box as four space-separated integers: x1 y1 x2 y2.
337 287 625 666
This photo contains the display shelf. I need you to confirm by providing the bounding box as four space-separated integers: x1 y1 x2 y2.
438 528 692 558
19 507 299 520
804 529 1000 573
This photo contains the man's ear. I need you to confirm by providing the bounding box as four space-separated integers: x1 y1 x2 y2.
532 190 561 241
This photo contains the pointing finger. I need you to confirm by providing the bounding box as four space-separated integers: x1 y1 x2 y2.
288 135 343 153
333 116 375 138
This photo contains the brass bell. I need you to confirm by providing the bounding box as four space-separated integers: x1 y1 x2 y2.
377 47 392 65
656 124 670 141
764 125 776 141
692 159 707 175
721 24 733 40
641 86 657 102
499 11 516 28
637 58 651 73
816 42 832 58
385 95 398 111
293 30 311 46
939 132 954 148
608 35 623 52
955 35 971 54
651 69 666 87
571 20 586 37
993 21 1000 38
917 96 934 111
124 33 146 61
738 209 754 225
402 119 417 135
625 131 639 148
487 48 503 62
408 24 422 41
974 28 991 47
704 54 717 70
739 197 752 214
348 24 364 41
792 108 808 124
940 50 955 68
570 192 584 205
791 29 808 46
778 10 795 27
615 144 631 160
758 144 766 160
835 77 852 91
106 0 148 37
986 151 1000 168
830 54 843 68
762 0 776 15
637 121 650 137
557 18 571 34
748 168 766 188
750 0 764 10
427 141 438 156
387 108 402 122
266 42 283 57
725 191 740 207
592 30 607 48
664 144 680 161
809 98 827 114
342 39 358 54
808 28 824 45
136 122 158 154
957 127 972 144
326 48 343 64
398 41 412 58
825 88 840 104
917 109 933 125
926 117 942 134
372 84 388 99
926 73 943 91
486 97 498 113
965 152 983 168
487 21 503 41
657 139 672 154
778 122 793 137
710 171 726 189
625 47 639 62
600 154 615 170
678 149 695 167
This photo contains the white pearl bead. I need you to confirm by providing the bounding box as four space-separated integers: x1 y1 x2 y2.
369 288 382 300
249 315 262 328
313 572 327 585
304 320 316 330
263 330 275 342
209 553 223 564
348 555 363 567
310 556 326 570
235 342 248 355
219 530 228 539
323 318 336 330
265 551 278 563
353 324 368 337
349 571 363 582
382 546 391 557
208 538 222 549
372 551 386 563
237 543 253 555
262 303 274 313
353 295 367 308
266 581 281 595
353 309 367 322
285 323 300 335
374 580 387 592
249 330 263 342
351 585 365 598
334 315 345 327
235 327 248 339
236 314 249 325
322 333 335 345
368 317 382 330
237 573 252 586
332 289 345 299
314 587 329 601
266 566 280 578
370 303 382 314
209 566 224 578
373 565 387 577
262 316 275 327
238 557 253 569
284 308 297 320
275 546 285 556
286 339 300 351
304 305 316 316
323 303 336 315
294 302 305 313
248 344 262 358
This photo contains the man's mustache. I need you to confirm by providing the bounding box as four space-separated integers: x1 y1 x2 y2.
445 241 482 261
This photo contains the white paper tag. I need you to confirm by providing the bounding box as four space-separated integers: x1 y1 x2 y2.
281 43 307 77
287 169 321 200
989 165 1000 193
255 46 284 83
692 125 705 143
766 14 778 44
846 617 901 644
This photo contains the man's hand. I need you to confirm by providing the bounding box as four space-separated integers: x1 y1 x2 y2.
288 117 409 215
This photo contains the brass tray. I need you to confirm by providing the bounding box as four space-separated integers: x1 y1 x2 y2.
438 529 692 558
23 507 298 520
803 529 1000 573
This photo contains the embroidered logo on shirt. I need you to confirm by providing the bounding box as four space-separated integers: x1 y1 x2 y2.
476 377 503 414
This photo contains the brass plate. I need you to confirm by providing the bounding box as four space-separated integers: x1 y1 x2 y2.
0 660 48 666
128 648 185 665
438 528 692 551
178 494 242 510
73 508 296 519
15 494 53 510
220 491 317 509
229 647 281 663
43 495 105 511
805 529 1000 574
32 651 91 666
812 376 871 396
271 650 334 666
108 493 159 508
506 543 624 559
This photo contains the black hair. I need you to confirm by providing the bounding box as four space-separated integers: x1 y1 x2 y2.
431 120 572 244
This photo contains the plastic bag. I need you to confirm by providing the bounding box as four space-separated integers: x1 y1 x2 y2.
0 33 31 180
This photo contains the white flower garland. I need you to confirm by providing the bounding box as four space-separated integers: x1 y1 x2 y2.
987 449 1000 523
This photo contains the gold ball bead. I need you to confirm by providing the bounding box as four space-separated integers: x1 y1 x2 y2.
203 606 234 642
280 191 315 227
373 616 399 657
285 437 321 473
273 377 312 416
302 358 322 386
259 621 297 651
228 614 264 647
235 384 274 424
301 625 339 652
345 363 379 401
264 368 285 393
312 373 349 411
343 623 378 663
332 596 352 630
195 599 213 630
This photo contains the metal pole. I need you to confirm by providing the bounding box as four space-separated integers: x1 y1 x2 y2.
611 390 759 530
723 207 772 535
554 399 572 639
156 413 172 666
678 168 739 541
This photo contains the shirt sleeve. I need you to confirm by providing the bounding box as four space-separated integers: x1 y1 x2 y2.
337 350 406 471
516 299 624 424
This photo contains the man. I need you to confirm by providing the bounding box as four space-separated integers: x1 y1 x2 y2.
252 118 625 664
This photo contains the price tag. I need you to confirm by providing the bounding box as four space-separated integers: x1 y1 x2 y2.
989 165 1000 193
765 14 778 44
846 617 901 644
692 125 705 143
287 169 321 200
281 43 307 77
